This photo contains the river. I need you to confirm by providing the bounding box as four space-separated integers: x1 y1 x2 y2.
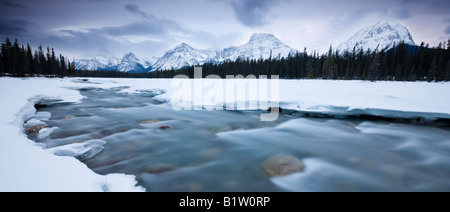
26 87 450 192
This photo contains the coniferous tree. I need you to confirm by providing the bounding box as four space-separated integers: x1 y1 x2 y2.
2 38 12 74
26 44 35 76
322 45 336 79
369 48 380 82
427 57 437 82
60 54 66 77
11 39 21 76
0 51 3 75
445 60 450 81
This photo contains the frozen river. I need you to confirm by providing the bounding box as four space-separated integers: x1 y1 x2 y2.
26 86 450 192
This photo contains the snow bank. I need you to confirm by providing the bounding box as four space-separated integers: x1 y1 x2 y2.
114 78 450 117
0 77 449 191
278 80 450 116
0 78 144 192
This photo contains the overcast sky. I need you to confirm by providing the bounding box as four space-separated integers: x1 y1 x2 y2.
1 0 449 59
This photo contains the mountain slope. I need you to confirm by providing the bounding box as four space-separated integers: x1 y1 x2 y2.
337 22 416 53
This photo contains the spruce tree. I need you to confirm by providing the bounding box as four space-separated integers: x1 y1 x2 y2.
322 45 335 79
0 50 3 75
427 57 437 82
368 49 380 82
445 60 450 81
26 44 35 75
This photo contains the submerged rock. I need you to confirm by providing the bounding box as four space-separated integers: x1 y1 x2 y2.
145 164 176 174
139 119 160 124
211 126 233 133
198 148 221 159
25 125 47 133
159 125 171 130
262 154 305 177
63 115 76 120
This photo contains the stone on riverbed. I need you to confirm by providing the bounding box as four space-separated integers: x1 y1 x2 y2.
159 125 171 130
145 164 176 174
139 119 160 124
262 154 305 177
24 119 48 133
25 125 48 133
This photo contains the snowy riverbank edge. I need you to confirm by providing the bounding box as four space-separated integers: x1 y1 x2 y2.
0 78 145 192
0 77 449 191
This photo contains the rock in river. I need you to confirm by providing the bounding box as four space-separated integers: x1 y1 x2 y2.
139 119 160 124
262 154 305 177
25 125 47 133
145 164 176 174
159 125 171 130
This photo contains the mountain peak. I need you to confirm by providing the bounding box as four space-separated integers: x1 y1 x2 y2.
123 52 138 59
178 43 189 47
337 22 416 52
249 33 279 43
374 21 391 27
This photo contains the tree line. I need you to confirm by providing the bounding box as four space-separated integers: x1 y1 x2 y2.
168 41 449 82
0 38 76 77
1 37 449 81
75 40 450 82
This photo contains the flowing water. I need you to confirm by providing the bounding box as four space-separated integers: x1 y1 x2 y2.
27 87 450 192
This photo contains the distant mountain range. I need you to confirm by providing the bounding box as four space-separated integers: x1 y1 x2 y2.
76 22 417 72
76 33 298 72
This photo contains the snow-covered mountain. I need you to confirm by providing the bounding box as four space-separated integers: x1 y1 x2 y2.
76 53 152 72
223 33 298 61
151 33 298 71
75 56 120 71
337 22 416 53
76 33 298 72
151 43 220 71
117 52 146 73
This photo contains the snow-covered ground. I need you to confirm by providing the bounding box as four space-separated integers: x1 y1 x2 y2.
0 78 145 192
0 77 449 192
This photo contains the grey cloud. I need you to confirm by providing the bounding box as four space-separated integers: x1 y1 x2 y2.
393 8 411 20
92 20 183 36
1 1 26 9
230 0 277 28
60 5 185 38
445 26 450 34
54 14 187 56
125 4 153 20
0 19 34 36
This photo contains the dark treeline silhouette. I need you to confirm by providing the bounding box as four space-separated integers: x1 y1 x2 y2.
0 38 76 77
2 38 449 81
